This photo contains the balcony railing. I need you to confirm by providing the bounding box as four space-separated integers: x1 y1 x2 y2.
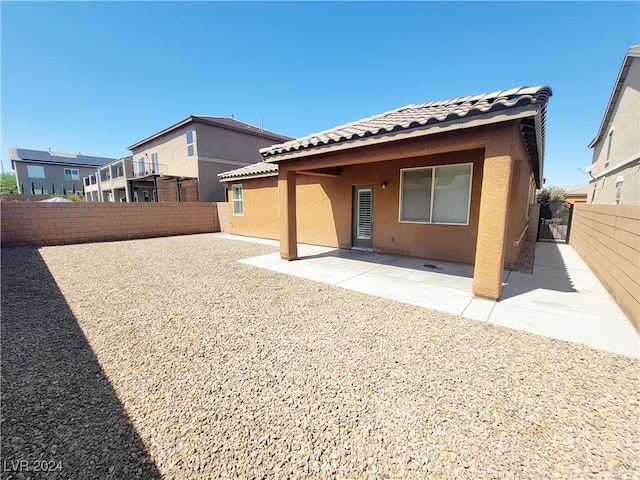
132 161 167 178
111 163 125 179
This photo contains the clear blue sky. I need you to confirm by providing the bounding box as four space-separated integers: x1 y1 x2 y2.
2 1 638 187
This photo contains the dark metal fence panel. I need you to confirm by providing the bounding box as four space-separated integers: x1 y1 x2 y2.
538 201 574 243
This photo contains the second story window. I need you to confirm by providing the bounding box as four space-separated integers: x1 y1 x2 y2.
186 130 195 157
27 165 46 178
64 168 80 180
137 157 145 175
151 152 159 174
605 126 614 168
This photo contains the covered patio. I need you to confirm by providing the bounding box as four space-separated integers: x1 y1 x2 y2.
225 234 639 358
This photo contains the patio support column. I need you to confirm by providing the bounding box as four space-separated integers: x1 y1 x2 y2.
279 167 297 260
473 143 514 300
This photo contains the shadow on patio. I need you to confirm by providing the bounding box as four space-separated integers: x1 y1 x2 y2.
1 247 161 479
501 241 578 300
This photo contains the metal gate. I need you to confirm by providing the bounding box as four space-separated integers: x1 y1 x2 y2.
537 201 573 243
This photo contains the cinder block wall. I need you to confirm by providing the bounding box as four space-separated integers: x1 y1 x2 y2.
570 204 639 333
215 202 230 233
1 202 222 247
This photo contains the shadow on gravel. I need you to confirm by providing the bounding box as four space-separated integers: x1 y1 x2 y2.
1 247 162 479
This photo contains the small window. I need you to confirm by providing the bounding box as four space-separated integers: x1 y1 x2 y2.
232 184 243 216
137 157 145 175
64 168 80 180
186 130 195 157
605 126 614 167
399 163 472 224
615 176 623 205
27 165 45 178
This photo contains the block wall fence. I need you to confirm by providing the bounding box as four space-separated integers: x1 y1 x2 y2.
1 202 231 247
570 204 639 333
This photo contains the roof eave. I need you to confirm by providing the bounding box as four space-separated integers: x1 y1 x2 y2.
218 171 279 182
194 116 293 143
262 105 541 163
588 49 638 149
127 116 195 150
128 116 293 151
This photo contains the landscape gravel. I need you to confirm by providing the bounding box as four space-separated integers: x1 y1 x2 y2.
2 233 638 479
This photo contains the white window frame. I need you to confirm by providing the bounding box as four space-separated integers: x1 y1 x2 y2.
605 126 614 167
232 184 243 216
615 176 623 205
27 165 46 178
186 130 195 157
64 168 80 180
137 157 145 175
399 163 473 225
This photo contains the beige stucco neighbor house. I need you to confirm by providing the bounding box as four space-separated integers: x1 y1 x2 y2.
125 116 292 202
587 45 640 205
219 86 552 300
84 156 133 202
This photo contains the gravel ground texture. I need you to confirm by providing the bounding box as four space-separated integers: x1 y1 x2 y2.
512 241 536 275
2 233 638 479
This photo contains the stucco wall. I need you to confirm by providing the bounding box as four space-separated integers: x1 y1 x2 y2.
227 122 533 273
130 125 199 179
1 202 221 247
229 149 488 264
14 162 99 195
228 176 280 240
570 204 639 332
504 137 536 267
588 57 640 205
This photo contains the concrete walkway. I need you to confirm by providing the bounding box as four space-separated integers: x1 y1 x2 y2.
222 234 639 358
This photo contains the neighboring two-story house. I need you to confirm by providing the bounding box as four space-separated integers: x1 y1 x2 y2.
84 156 134 202
10 148 116 196
587 45 640 205
126 115 293 202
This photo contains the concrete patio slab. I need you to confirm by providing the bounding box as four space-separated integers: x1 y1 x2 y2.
223 234 640 358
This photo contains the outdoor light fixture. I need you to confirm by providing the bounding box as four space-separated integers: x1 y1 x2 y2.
382 182 387 189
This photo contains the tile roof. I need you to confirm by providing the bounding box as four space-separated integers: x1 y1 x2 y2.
128 115 293 150
217 161 279 181
557 185 590 195
260 86 552 162
9 147 116 167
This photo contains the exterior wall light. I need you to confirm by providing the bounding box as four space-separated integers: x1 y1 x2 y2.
382 182 387 189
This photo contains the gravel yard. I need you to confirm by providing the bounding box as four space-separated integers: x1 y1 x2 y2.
2 233 639 479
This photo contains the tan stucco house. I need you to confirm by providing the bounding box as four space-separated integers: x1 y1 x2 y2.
587 45 640 205
219 86 552 300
